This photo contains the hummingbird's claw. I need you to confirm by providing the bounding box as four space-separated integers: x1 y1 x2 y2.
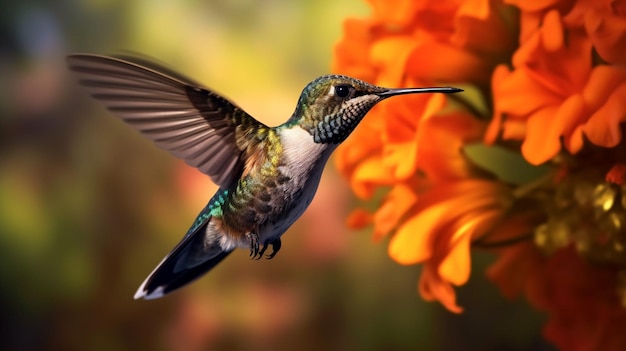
250 237 281 260
265 238 282 259
247 232 259 258
254 242 269 260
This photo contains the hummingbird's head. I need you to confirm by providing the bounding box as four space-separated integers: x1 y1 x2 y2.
291 75 462 144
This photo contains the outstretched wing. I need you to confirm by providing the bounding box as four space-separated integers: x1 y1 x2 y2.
67 53 268 187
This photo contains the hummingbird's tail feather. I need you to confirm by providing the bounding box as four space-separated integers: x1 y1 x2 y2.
134 221 232 300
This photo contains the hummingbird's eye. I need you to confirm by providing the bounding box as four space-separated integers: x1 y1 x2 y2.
334 85 352 98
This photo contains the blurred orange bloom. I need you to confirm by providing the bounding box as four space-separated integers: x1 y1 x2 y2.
390 179 508 312
334 0 517 88
488 244 626 351
487 6 626 165
334 0 517 313
336 96 510 312
335 1 626 347
507 0 626 66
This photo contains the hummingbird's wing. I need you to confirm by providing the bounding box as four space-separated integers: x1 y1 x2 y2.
134 214 233 300
67 54 268 188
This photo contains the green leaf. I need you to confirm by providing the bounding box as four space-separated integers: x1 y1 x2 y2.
463 143 551 185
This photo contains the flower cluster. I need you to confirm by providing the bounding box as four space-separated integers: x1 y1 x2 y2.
333 0 626 348
487 0 626 165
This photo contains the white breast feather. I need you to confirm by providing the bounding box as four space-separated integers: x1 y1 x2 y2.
278 126 330 184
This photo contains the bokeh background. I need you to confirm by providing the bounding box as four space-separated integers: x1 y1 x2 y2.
0 1 555 350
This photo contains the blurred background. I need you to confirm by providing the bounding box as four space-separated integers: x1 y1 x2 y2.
0 1 555 350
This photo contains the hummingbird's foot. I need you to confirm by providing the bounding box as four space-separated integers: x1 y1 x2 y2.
251 238 281 260
266 238 281 259
247 232 259 258
254 242 269 260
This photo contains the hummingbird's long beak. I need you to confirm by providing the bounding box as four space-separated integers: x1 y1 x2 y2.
376 86 463 97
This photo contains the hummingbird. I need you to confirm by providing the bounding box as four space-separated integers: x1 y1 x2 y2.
67 53 463 300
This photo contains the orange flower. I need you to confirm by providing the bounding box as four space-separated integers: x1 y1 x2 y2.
335 2 626 343
333 0 517 88
488 244 626 351
338 99 505 311
507 0 626 65
334 0 517 313
487 3 626 165
390 179 508 312
337 98 488 217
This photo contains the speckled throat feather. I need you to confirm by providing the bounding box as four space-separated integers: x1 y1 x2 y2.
287 75 386 144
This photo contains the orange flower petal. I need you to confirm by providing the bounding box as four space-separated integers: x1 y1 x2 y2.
335 113 385 179
511 27 541 67
518 11 543 44
373 183 418 240
584 9 626 66
346 209 373 229
567 125 585 154
370 37 418 87
606 163 626 185
385 94 443 141
456 0 489 21
380 94 447 179
582 83 626 148
552 94 587 155
582 65 626 112
541 10 564 52
417 112 485 180
383 142 418 180
332 18 378 81
438 210 502 285
520 106 559 165
350 155 394 198
389 181 505 264
453 0 517 58
405 41 487 83
492 65 560 118
485 65 509 144
512 29 592 95
535 33 593 94
438 231 472 286
367 0 421 27
388 206 442 264
501 120 527 141
419 265 463 313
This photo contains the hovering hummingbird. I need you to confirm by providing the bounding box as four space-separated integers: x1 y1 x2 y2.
67 54 463 300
